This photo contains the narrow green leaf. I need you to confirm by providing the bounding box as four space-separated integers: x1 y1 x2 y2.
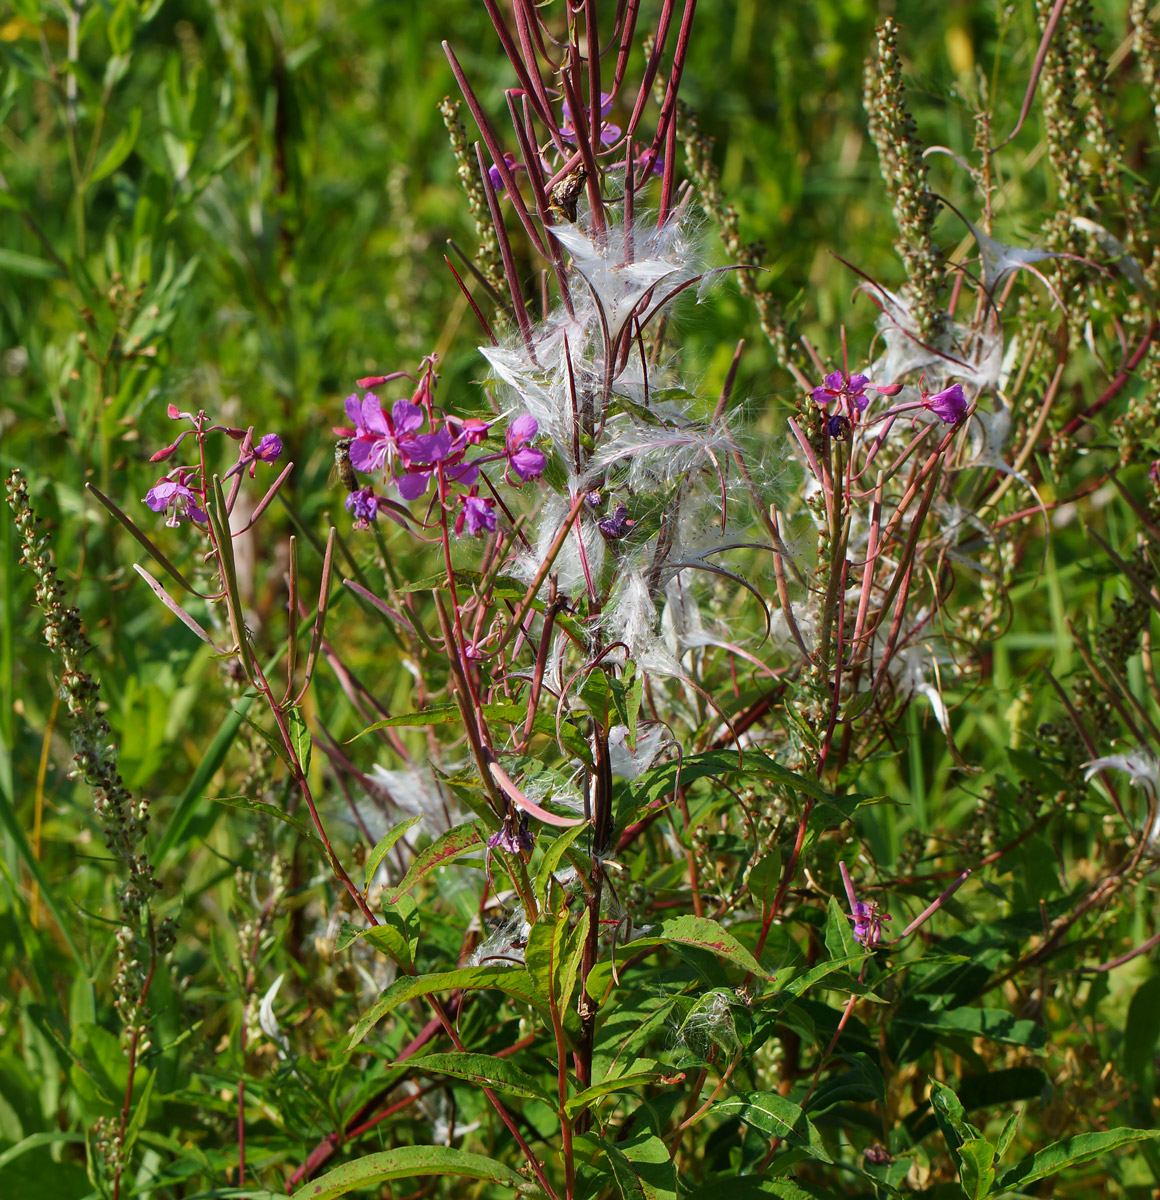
610 914 765 981
824 895 862 962
383 820 484 904
90 107 141 183
711 1092 833 1163
290 1146 522 1199
996 1128 1160 1193
595 1134 677 1200
0 247 62 278
86 481 199 595
209 795 325 856
957 1137 996 1200
535 823 588 905
900 1003 1046 1049
409 1051 554 1103
348 966 547 1050
930 1080 976 1169
565 1068 665 1118
0 1131 87 1169
364 814 423 889
286 705 312 776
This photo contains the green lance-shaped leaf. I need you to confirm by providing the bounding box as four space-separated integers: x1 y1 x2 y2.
588 915 765 998
348 966 548 1050
710 1092 833 1164
289 1146 523 1199
209 796 326 857
957 1137 997 1200
527 908 590 1016
286 705 312 776
364 813 423 889
995 1128 1160 1194
86 481 200 595
930 1080 977 1170
91 107 142 183
535 823 589 906
382 819 485 905
586 1134 677 1200
408 1051 554 1103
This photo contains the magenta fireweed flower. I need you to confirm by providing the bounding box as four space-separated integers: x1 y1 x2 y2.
253 433 283 463
455 489 497 537
447 415 491 445
345 486 382 529
144 475 207 527
343 394 427 473
813 371 902 433
814 371 872 413
343 393 391 472
505 414 545 483
921 381 968 424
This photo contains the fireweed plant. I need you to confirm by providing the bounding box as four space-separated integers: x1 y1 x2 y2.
7 0 1160 1197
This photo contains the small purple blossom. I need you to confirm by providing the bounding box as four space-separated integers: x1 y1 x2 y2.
598 503 635 539
921 382 968 424
448 415 491 445
826 413 852 440
253 433 283 463
144 476 207 527
488 152 521 194
345 486 382 530
840 861 891 948
505 414 545 483
487 812 534 855
812 370 901 431
455 490 497 537
813 371 871 413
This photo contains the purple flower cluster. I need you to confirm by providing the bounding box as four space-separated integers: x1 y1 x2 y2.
336 375 545 537
143 407 284 527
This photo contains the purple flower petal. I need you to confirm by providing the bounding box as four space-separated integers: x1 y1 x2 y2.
254 433 283 463
392 398 424 434
812 386 836 406
924 383 968 424
847 373 870 394
509 445 545 482
344 393 363 425
348 437 382 473
507 414 539 447
396 470 432 500
345 486 381 527
446 459 479 487
405 429 453 464
823 371 845 392
145 481 178 511
461 494 497 536
360 394 389 435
